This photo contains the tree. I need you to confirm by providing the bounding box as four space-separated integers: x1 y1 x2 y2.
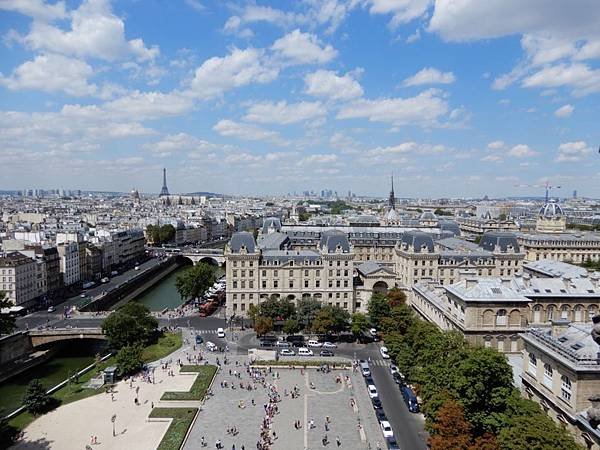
258 296 296 321
451 347 514 434
102 302 158 349
387 288 407 307
368 293 390 329
116 345 144 376
283 318 301 334
0 291 16 335
296 297 322 328
350 312 369 336
311 305 350 334
175 262 216 301
254 316 273 336
146 224 176 245
469 434 500 450
247 304 259 326
428 400 472 450
22 379 52 416
380 304 414 335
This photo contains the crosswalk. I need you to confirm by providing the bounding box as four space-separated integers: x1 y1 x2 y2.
366 359 389 367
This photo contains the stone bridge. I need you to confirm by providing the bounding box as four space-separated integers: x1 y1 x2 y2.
28 328 106 348
179 248 225 266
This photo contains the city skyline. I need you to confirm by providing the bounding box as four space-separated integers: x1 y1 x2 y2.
1 1 599 197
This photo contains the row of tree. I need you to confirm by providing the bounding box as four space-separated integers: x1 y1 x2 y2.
146 224 176 245
175 262 217 301
379 295 581 449
248 288 407 336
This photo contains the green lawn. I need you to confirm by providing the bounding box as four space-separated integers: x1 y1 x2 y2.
7 331 182 435
149 407 198 450
8 355 116 431
161 365 217 401
142 332 183 363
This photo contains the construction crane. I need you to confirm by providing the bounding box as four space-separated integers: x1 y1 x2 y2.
514 181 561 203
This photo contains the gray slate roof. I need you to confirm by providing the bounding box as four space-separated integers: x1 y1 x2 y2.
262 249 321 264
401 231 435 253
524 259 588 279
257 232 290 250
480 232 520 253
356 261 395 276
229 232 256 253
319 230 351 253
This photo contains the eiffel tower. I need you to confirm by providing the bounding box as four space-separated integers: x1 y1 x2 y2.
159 168 170 197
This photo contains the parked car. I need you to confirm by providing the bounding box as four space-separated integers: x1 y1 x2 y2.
401 385 420 413
380 346 390 359
380 420 394 438
134 265 140 270
205 341 217 352
298 347 314 356
279 348 295 356
47 306 55 313
390 365 399 375
322 341 337 348
101 277 109 283
195 335 203 344
386 437 401 450
375 409 387 422
371 397 382 409
365 375 374 385
217 328 225 338
392 372 405 386
360 361 371 377
286 335 304 344
367 384 378 399
275 341 291 348
319 350 334 357
307 339 322 348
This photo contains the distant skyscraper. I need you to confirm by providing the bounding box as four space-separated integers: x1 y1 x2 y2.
573 190 578 199
159 168 170 197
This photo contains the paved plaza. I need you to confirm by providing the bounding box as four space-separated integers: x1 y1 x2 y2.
11 329 387 450
184 356 385 450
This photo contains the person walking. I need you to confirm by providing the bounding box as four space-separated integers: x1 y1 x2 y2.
336 436 341 447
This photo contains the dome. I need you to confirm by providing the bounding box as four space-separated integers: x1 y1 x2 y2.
420 211 437 221
539 201 564 218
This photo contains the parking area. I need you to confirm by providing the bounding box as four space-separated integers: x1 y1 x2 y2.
185 351 388 449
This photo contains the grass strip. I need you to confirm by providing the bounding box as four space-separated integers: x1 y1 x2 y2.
160 365 217 401
149 407 198 450
142 332 183 363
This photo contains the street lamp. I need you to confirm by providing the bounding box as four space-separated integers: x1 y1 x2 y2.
111 414 117 437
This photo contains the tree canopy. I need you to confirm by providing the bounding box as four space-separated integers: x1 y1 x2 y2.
254 316 273 336
175 262 216 300
22 379 53 416
146 224 176 245
311 305 350 334
116 345 144 376
102 302 158 349
0 291 16 335
368 293 391 328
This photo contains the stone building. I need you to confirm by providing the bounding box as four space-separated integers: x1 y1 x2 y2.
412 277 530 352
0 251 38 307
517 232 600 264
225 230 354 317
521 324 600 449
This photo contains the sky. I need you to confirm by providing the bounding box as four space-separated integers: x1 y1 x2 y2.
0 0 599 198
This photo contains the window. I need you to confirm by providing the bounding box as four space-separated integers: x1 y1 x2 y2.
543 363 553 388
316 280 320 288
289 281 294 288
233 281 238 289
528 353 537 377
262 281 266 288
547 306 555 321
249 270 253 277
496 309 507 326
274 270 278 277
316 270 320 276
305 270 309 277
262 270 266 277
273 280 278 288
233 270 237 277
304 280 309 288
561 375 572 402
561 305 570 320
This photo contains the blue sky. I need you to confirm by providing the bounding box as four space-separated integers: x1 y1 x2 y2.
0 0 599 198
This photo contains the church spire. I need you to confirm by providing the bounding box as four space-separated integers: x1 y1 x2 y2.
388 173 396 211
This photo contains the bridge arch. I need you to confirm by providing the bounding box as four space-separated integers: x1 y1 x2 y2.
199 256 220 266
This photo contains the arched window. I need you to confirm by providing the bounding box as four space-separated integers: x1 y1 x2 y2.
561 375 572 402
483 309 494 325
528 353 537 377
509 309 521 327
533 305 543 323
547 305 555 321
574 305 584 322
496 309 507 326
588 305 598 321
560 305 570 320
543 363 553 388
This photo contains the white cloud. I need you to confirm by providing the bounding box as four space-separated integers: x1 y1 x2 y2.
304 69 363 101
554 104 574 118
23 0 158 62
244 101 326 125
271 29 337 65
213 119 287 146
0 53 96 96
336 89 449 127
402 67 456 86
189 47 278 99
521 63 600 96
184 0 205 12
223 5 298 33
487 140 505 150
298 153 339 165
143 133 224 158
0 0 67 20
508 144 538 158
103 91 194 120
482 155 502 162
556 141 592 162
366 142 445 157
367 0 432 28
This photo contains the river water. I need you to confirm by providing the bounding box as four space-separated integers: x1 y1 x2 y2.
133 265 190 311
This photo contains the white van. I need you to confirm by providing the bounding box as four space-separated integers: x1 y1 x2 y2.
205 341 217 352
217 328 225 338
307 339 322 348
360 361 371 377
298 347 314 356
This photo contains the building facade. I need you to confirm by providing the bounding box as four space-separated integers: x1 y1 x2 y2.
0 251 38 307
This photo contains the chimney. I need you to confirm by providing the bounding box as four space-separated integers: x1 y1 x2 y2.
465 278 477 289
551 318 570 337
